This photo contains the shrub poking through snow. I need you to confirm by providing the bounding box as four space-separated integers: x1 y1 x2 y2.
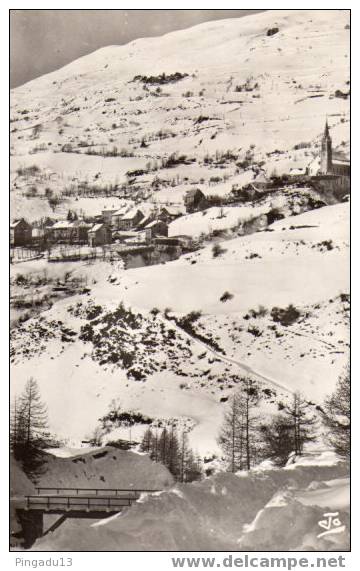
267 27 279 36
212 243 227 258
247 325 263 337
220 291 234 303
132 72 188 85
271 304 301 326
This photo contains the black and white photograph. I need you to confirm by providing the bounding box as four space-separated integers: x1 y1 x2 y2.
9 8 350 554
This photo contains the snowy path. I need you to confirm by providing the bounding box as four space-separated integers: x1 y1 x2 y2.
164 317 295 396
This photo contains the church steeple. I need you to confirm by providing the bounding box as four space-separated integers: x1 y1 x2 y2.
324 118 330 138
320 119 332 174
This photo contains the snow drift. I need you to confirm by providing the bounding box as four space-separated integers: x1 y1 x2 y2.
32 461 349 551
38 446 174 489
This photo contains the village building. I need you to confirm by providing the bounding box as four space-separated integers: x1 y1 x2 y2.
231 182 265 202
184 189 208 213
137 214 155 230
31 218 55 247
117 208 144 230
158 206 183 224
10 218 32 247
73 221 92 243
88 223 112 247
50 220 91 244
111 207 128 230
312 120 350 195
49 221 74 243
251 172 269 190
112 230 139 243
101 207 118 225
123 231 148 245
153 234 193 252
144 220 168 241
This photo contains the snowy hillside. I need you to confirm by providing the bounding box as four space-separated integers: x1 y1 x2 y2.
10 11 350 553
10 202 349 455
10 9 349 221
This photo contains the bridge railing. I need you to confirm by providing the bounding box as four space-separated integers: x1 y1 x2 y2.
35 487 160 497
25 494 137 511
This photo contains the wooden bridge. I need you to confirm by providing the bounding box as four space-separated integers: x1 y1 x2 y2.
13 486 160 548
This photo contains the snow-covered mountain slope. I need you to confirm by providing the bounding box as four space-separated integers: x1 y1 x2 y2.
10 9 349 221
10 203 349 453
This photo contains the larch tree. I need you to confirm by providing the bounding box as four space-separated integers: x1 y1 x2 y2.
139 426 201 482
11 378 50 479
218 377 261 472
259 414 294 466
321 364 350 458
282 391 318 456
158 428 169 466
140 427 154 454
178 431 202 482
167 425 180 479
218 393 243 472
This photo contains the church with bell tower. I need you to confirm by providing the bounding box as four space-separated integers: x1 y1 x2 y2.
320 120 332 174
314 119 350 196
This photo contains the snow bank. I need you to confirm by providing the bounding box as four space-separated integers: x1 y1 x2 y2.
32 461 349 551
38 446 174 490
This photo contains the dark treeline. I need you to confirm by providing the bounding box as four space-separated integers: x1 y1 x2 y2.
10 366 350 482
218 369 350 472
140 426 202 483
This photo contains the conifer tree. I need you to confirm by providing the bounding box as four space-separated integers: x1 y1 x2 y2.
140 427 153 454
139 426 201 482
322 364 350 458
282 391 318 456
259 414 294 466
218 377 260 471
218 393 243 472
10 378 50 479
167 425 180 479
159 428 169 466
